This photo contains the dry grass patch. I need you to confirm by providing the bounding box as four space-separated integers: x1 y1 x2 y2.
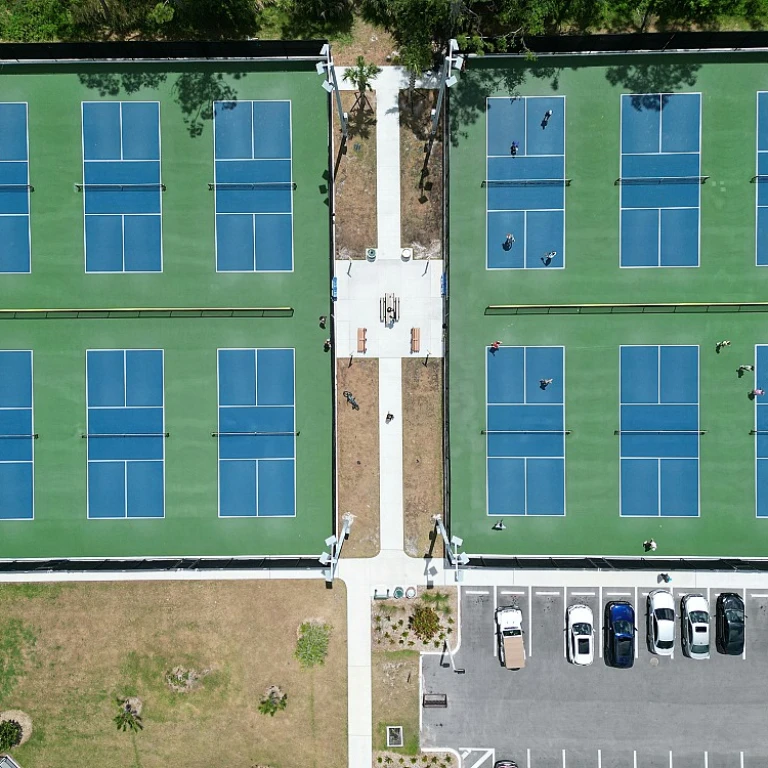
0 580 346 768
400 90 443 260
337 358 380 557
335 91 378 259
402 359 444 558
372 650 420 756
334 17 397 67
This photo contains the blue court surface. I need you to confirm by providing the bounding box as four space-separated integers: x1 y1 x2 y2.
486 346 565 516
0 103 31 274
213 101 294 272
82 101 163 273
86 349 165 518
217 348 296 517
486 96 565 269
0 351 34 520
620 93 702 267
754 345 768 516
619 345 699 517
756 93 768 266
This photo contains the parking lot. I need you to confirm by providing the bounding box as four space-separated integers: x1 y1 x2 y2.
421 585 768 768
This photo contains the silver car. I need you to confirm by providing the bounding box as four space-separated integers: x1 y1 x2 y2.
681 593 710 660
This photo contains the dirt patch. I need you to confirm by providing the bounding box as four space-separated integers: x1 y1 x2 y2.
0 580 347 768
400 89 443 259
0 710 32 747
371 650 420 755
335 91 378 260
165 666 210 693
371 589 457 653
402 358 444 558
337 358 380 557
334 17 398 67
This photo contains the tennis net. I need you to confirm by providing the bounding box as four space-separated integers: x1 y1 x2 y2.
75 183 166 192
211 430 300 437
208 181 297 191
482 178 571 188
751 175 768 183
614 430 706 435
82 432 170 438
482 429 571 435
615 176 709 185
0 184 34 192
485 302 768 316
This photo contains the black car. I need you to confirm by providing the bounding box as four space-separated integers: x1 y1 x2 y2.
494 762 519 768
605 600 636 668
716 592 745 655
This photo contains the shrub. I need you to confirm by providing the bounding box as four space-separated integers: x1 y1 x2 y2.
114 702 143 733
409 605 441 642
258 688 288 717
295 622 331 668
0 719 22 750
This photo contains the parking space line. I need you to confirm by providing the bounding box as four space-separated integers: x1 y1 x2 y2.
528 586 533 658
597 749 601 768
598 586 603 658
562 748 566 768
633 750 637 768
750 593 768 597
536 591 561 595
742 588 747 660
527 747 531 768
635 586 639 659
493 586 498 658
571 591 596 596
669 749 673 767
704 751 708 768
501 590 525 595
563 593 567 659
466 590 489 595
606 592 631 596
467 749 495 768
741 751 744 768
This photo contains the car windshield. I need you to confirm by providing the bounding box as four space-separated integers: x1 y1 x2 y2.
691 641 709 653
613 619 633 636
577 637 591 654
689 611 708 623
655 608 675 622
657 640 674 649
573 622 591 635
726 609 744 625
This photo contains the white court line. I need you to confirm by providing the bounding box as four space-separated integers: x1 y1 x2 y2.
466 590 489 595
536 591 561 596
501 590 525 595
571 591 595 596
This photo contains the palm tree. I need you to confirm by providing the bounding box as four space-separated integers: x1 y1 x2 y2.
114 700 143 732
343 56 382 111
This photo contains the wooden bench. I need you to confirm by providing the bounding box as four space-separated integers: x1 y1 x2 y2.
357 327 367 353
422 693 448 708
410 327 421 354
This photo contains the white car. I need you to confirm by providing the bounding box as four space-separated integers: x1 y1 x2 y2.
681 593 710 660
647 589 675 656
566 604 594 666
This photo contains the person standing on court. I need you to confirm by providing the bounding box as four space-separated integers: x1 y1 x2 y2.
750 388 765 398
490 340 503 352
542 109 553 127
715 340 731 353
541 251 556 266
738 364 755 377
502 233 515 252
539 378 553 389
510 140 519 156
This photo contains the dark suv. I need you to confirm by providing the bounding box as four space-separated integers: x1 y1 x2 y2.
716 592 745 655
605 601 636 668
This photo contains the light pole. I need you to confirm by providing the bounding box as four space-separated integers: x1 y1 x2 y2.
429 39 463 140
432 515 470 581
317 43 348 141
320 513 354 584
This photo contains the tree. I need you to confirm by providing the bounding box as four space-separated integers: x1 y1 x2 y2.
113 700 143 733
0 720 22 751
343 56 382 110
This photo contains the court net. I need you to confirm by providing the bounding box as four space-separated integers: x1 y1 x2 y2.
0 184 34 192
0 307 294 320
614 175 709 185
614 430 706 435
211 430 300 437
0 433 38 439
485 302 768 316
74 183 166 192
81 432 170 438
751 175 768 183
482 178 571 188
482 429 571 435
208 181 297 191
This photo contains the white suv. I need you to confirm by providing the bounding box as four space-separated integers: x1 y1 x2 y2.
647 589 675 656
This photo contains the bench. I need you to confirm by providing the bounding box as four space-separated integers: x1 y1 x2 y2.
410 327 421 354
422 693 448 708
357 327 367 353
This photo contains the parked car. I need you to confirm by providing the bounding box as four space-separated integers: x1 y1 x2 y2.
496 606 525 669
716 592 745 655
681 593 710 660
566 604 594 666
605 601 635 668
494 762 519 768
647 589 675 656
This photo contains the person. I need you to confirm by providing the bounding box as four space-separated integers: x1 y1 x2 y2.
490 340 503 352
543 109 553 126
502 233 515 252
738 364 755 377
385 412 394 424
323 338 331 352
541 251 557 266
510 141 519 156
715 340 731 353
751 388 765 397
660 573 672 584
540 378 553 389
319 315 327 329
643 539 657 552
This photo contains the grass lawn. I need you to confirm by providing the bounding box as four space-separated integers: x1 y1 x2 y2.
372 650 420 755
0 580 347 768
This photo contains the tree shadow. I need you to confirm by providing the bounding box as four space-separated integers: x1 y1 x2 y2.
449 62 563 147
605 60 701 99
346 99 377 141
77 70 168 97
172 71 245 138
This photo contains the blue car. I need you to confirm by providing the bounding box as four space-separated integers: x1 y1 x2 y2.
605 601 636 668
